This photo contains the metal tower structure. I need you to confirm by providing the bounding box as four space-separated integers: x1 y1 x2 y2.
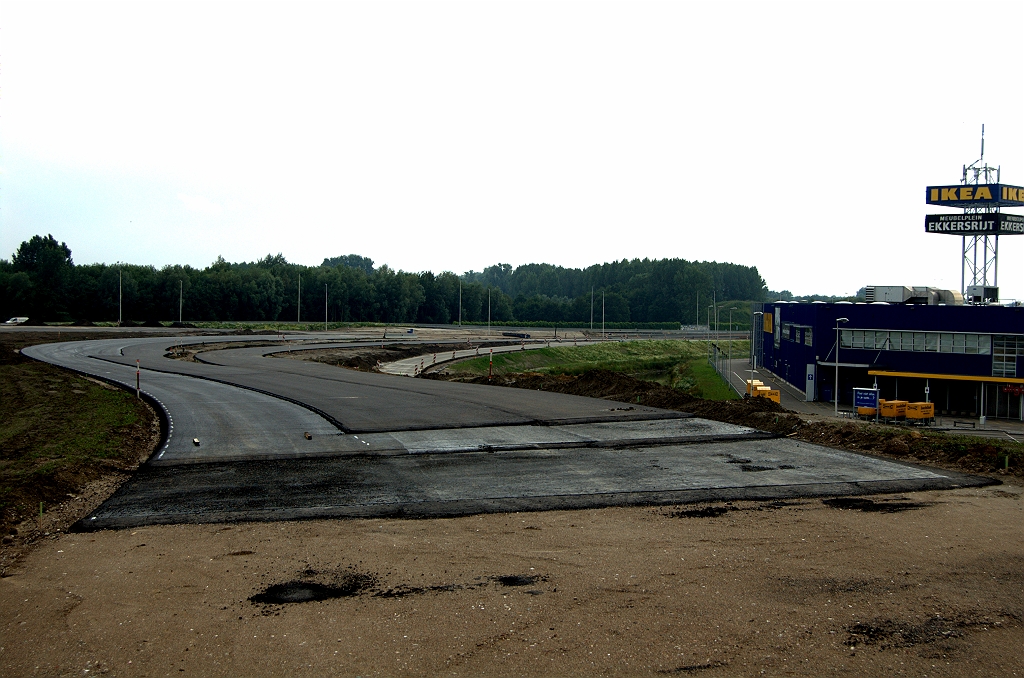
960 125 1000 298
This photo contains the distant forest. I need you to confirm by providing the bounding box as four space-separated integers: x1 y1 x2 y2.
1 235 768 325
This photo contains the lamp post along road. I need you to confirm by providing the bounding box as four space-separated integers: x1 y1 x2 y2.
707 305 714 363
727 307 738 382
835 317 849 416
750 311 764 391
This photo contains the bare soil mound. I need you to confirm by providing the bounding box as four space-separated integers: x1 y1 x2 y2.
287 342 515 372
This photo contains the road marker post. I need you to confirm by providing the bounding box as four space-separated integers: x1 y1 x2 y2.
489 349 493 381
136 359 140 399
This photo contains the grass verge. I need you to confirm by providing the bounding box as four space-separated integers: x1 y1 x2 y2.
0 332 160 543
442 340 746 400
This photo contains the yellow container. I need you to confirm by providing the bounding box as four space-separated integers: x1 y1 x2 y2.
746 380 764 394
752 388 780 403
906 402 934 419
880 400 907 418
857 407 877 417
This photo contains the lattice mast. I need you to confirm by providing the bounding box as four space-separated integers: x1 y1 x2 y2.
961 125 1001 297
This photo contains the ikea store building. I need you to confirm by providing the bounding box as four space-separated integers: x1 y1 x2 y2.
755 295 1024 420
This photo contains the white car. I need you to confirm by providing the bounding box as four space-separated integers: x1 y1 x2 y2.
4 317 29 325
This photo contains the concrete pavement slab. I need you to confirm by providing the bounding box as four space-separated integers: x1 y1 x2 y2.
75 437 990 530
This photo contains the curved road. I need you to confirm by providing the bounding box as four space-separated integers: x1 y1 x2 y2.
22 333 992 529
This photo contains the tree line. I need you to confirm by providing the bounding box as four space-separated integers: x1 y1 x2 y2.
1 235 767 325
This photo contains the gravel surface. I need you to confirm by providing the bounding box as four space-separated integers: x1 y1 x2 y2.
1 482 1021 677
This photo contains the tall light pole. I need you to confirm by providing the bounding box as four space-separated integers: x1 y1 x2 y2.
487 287 491 335
297 274 301 323
118 270 122 327
179 280 183 324
590 287 594 331
602 291 605 339
835 317 849 416
458 280 462 327
707 305 714 362
727 307 738 380
325 283 328 332
750 311 763 391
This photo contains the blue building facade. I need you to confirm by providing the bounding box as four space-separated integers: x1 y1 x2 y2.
757 302 1024 419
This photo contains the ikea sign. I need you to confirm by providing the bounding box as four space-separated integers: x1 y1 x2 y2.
926 183 1024 208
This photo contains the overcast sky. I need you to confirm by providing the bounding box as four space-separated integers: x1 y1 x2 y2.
2 1 1022 299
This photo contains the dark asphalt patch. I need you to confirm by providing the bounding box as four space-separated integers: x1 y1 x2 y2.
493 574 541 587
674 506 731 518
740 464 775 472
656 660 727 674
845 614 999 649
823 497 931 513
375 583 475 598
667 500 803 519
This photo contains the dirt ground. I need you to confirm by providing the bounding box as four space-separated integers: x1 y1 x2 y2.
1 483 1021 677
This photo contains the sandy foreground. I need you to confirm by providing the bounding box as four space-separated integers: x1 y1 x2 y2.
1 481 1022 678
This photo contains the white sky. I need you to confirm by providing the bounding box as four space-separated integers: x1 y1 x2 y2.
2 1 1023 299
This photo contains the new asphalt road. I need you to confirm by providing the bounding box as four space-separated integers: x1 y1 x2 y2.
22 332 993 529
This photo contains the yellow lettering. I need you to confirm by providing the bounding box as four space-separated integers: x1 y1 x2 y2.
960 187 973 200
941 188 958 201
931 188 939 201
1011 187 1020 201
1003 186 1008 200
975 186 992 200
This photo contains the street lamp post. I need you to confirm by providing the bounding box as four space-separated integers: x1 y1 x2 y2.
835 317 849 416
727 307 738 381
750 311 763 392
707 305 714 363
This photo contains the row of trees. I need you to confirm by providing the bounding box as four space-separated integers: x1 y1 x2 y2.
1 235 768 325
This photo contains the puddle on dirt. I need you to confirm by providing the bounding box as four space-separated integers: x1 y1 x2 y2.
252 570 548 605
740 464 775 472
823 497 931 513
724 457 752 464
249 571 376 605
